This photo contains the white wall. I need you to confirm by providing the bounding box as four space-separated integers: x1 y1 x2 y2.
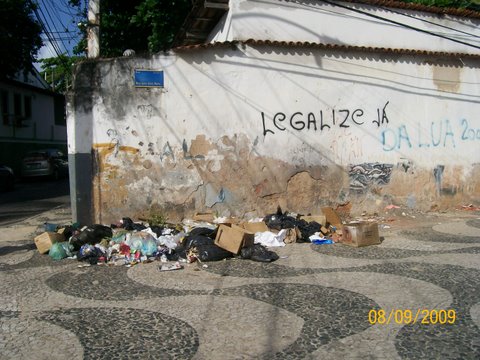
70 44 480 221
89 46 479 169
209 0 480 55
68 0 480 221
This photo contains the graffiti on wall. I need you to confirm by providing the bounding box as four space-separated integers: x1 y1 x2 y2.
261 102 390 137
329 130 364 164
382 118 479 152
349 163 393 193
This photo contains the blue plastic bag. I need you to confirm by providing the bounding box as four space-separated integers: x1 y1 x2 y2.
311 239 334 245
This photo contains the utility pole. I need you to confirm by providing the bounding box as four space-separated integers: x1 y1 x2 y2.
87 0 100 58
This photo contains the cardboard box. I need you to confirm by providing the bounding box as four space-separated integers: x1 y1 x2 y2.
34 232 65 254
300 215 326 226
214 224 254 254
341 222 380 247
241 221 269 233
216 217 239 226
193 212 215 223
321 207 343 228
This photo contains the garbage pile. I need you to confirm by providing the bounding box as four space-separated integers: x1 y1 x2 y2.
33 207 381 268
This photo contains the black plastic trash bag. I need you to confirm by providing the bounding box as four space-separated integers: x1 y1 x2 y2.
240 244 279 262
264 206 297 231
195 244 233 262
149 225 165 238
122 217 146 231
264 206 284 230
184 235 215 250
296 220 322 243
188 227 217 239
70 224 113 250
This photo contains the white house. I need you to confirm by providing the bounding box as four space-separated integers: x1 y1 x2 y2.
0 68 67 174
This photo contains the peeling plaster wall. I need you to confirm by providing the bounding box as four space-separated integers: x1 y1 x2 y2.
68 45 480 223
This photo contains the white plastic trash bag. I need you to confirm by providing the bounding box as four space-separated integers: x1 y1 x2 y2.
254 229 287 247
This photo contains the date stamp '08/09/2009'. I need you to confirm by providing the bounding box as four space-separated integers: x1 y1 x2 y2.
368 309 457 325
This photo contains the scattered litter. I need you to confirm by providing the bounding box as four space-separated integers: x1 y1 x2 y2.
240 244 279 262
311 239 334 245
456 204 480 211
32 205 383 270
254 229 287 247
384 205 400 210
159 262 183 271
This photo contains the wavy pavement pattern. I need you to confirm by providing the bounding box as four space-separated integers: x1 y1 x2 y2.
36 308 199 360
1 216 479 358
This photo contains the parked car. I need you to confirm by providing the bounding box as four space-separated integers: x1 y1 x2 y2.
21 149 69 180
0 164 15 191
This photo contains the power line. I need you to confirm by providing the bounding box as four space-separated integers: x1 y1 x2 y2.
379 5 480 40
321 0 480 51
33 1 72 72
33 5 63 58
40 0 70 55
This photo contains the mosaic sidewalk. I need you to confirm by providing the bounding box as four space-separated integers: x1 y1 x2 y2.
1 214 479 359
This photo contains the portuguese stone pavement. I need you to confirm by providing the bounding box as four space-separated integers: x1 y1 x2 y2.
0 208 479 359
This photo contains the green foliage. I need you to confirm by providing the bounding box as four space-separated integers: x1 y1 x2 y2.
132 0 192 53
0 0 43 79
39 55 84 94
400 0 480 9
146 210 168 227
69 0 191 57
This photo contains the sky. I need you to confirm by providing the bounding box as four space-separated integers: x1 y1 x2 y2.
34 0 85 64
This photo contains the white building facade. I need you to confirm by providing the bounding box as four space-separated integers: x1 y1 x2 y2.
0 69 67 174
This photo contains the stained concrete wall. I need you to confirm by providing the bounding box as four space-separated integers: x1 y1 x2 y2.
68 43 480 224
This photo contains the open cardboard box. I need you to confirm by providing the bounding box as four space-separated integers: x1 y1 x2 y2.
34 232 65 254
215 224 255 254
321 207 343 229
341 222 380 247
240 221 269 233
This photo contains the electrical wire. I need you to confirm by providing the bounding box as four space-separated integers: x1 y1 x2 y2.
33 1 71 73
40 0 70 55
378 4 480 40
321 0 480 50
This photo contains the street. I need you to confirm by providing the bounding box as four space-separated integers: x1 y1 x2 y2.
0 178 70 226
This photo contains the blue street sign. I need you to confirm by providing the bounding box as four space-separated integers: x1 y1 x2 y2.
134 70 164 87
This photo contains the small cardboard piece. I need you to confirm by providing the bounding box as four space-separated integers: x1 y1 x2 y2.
284 227 300 244
214 224 254 254
321 207 343 228
34 232 65 254
300 215 327 226
216 217 239 226
320 226 329 235
241 222 269 233
193 212 215 223
341 222 380 247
